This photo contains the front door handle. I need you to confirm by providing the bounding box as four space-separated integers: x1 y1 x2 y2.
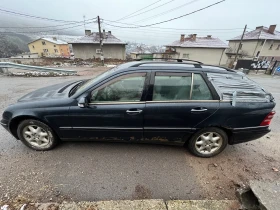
191 108 208 112
126 109 143 114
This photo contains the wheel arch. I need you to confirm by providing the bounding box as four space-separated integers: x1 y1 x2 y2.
9 115 57 140
183 125 233 146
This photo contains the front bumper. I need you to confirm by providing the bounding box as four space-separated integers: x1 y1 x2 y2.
229 126 270 145
0 118 9 131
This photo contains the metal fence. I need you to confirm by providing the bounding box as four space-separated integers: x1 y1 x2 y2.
0 62 77 74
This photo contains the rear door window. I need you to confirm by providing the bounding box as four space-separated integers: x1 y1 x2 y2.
152 72 212 101
153 73 192 101
192 74 213 100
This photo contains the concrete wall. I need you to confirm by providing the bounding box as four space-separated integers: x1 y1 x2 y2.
228 40 280 58
11 53 39 59
72 44 126 60
28 39 70 57
173 47 226 65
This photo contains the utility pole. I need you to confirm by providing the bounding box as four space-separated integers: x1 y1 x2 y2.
83 15 86 30
97 16 104 66
232 24 247 69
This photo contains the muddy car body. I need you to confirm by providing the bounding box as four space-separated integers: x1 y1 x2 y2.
1 60 276 157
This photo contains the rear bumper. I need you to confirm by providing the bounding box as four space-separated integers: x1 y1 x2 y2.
229 126 270 145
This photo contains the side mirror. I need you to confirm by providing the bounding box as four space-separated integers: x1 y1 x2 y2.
78 97 88 108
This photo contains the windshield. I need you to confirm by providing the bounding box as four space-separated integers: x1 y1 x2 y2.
72 67 117 96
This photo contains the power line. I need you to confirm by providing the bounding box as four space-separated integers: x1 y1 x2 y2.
117 0 175 21
0 8 83 23
103 0 226 28
0 18 97 29
117 0 164 21
104 27 244 35
103 21 243 31
133 0 200 24
0 21 96 34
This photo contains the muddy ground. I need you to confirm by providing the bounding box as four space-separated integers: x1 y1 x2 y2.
0 67 279 203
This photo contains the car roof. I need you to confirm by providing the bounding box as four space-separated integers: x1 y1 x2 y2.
113 61 235 75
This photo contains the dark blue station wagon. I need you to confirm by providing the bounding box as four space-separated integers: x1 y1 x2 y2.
1 60 276 157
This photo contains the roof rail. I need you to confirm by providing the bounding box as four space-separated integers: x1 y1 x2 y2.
133 58 203 64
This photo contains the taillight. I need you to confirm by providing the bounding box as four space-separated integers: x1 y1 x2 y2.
260 111 276 126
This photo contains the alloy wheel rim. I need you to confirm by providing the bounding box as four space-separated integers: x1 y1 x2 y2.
195 132 223 155
22 125 50 148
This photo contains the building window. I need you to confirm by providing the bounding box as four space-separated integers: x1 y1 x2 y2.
43 49 48 52
32 45 35 49
54 49 58 53
182 54 189 59
269 41 274 50
42 41 46 45
276 44 280 50
54 45 56 47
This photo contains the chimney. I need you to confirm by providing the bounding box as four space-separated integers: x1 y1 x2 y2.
108 31 112 35
207 35 212 39
268 24 276 34
180 34 185 42
192 34 197 41
85 29 91 36
52 37 57 41
256 26 264 30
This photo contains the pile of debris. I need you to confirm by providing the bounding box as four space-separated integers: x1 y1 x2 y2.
7 71 77 77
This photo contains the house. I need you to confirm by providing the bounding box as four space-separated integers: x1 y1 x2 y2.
28 37 70 57
130 46 152 59
165 34 228 65
70 30 126 60
227 25 280 62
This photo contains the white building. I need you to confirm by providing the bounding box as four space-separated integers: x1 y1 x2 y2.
165 34 228 65
227 25 280 62
70 30 126 60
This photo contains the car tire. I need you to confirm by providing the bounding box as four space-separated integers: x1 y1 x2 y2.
17 119 58 151
187 127 228 158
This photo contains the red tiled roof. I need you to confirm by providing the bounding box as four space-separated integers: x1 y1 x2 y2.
228 27 280 41
70 32 126 45
166 36 228 49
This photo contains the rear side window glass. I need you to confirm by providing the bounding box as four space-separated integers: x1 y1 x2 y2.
192 74 212 100
153 74 192 101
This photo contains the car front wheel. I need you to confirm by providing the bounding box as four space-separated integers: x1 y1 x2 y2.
187 127 228 158
17 119 58 151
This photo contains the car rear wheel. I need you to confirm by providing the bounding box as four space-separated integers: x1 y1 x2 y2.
17 119 58 151
187 127 228 158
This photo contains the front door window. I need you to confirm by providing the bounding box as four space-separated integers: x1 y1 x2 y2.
91 73 146 103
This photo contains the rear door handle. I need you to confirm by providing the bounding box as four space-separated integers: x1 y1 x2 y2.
191 108 208 112
126 109 143 114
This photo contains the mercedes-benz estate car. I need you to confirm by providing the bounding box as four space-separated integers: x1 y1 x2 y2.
1 60 276 157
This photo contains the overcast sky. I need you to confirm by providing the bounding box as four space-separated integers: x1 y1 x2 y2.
0 0 279 45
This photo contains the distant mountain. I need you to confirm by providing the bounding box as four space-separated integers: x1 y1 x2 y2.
126 41 165 54
0 33 32 58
